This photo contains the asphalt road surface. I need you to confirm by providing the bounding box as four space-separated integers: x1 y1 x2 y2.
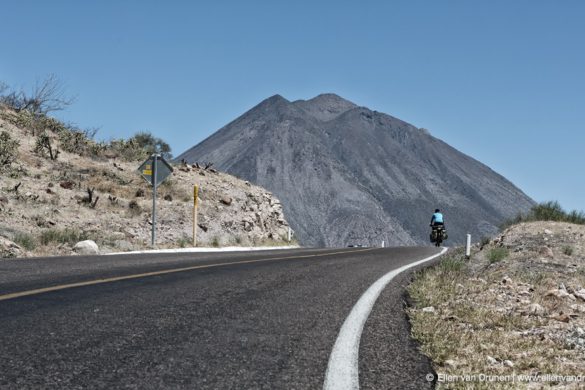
0 247 443 389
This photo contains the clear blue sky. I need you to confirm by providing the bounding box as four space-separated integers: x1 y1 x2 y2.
1 1 583 211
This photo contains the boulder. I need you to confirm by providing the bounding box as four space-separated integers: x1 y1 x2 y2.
198 223 209 232
0 236 22 258
574 289 585 301
73 240 99 255
527 303 545 315
220 196 233 206
553 313 571 323
60 181 74 190
545 288 571 299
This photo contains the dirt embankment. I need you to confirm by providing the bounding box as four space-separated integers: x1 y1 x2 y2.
0 106 293 258
408 221 585 389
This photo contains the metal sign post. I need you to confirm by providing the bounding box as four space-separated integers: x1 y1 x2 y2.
193 185 199 247
152 155 158 246
138 154 173 247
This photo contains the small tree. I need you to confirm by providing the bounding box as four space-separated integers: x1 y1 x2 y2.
0 75 74 115
23 74 75 115
128 131 173 160
34 131 59 160
0 131 20 167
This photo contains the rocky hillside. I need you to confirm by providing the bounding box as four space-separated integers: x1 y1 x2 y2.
177 93 534 247
408 221 585 389
0 106 292 258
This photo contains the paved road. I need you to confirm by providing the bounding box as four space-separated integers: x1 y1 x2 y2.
0 247 441 389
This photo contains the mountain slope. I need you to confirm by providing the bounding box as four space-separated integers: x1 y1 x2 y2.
177 94 534 246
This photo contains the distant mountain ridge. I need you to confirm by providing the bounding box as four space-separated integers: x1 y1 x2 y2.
177 93 534 246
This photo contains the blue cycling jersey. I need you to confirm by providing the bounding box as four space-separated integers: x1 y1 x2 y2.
431 212 444 224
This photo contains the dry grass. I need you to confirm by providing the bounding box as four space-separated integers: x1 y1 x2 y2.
408 228 585 390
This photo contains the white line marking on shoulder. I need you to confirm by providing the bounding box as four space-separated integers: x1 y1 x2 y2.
323 247 448 390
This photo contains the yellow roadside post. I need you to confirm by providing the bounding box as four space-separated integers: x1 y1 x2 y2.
193 185 199 247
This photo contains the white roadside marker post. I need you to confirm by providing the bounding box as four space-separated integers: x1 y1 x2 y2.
466 234 471 259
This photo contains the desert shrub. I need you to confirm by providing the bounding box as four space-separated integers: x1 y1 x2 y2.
177 235 192 248
39 228 88 246
129 131 172 160
128 200 142 216
34 131 59 160
439 256 465 272
0 131 20 167
106 132 173 161
8 109 36 130
488 247 508 263
59 129 90 153
211 236 220 247
107 138 146 161
88 141 108 157
502 201 585 228
567 210 585 224
532 201 568 221
563 246 574 256
37 115 67 134
13 232 36 250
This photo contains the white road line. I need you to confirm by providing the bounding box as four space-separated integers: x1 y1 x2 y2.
323 247 448 390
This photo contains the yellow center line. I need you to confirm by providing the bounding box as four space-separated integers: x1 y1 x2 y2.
0 248 376 302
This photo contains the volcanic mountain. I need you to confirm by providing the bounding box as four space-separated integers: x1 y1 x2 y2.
177 94 534 247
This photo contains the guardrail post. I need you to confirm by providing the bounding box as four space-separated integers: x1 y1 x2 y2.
466 234 471 259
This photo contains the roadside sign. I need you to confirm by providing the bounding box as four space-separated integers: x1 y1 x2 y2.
137 154 174 246
138 155 173 186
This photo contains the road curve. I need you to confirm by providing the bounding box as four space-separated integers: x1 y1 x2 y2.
0 247 442 389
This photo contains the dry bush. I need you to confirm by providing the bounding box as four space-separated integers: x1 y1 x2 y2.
39 228 88 246
128 200 142 216
0 131 20 167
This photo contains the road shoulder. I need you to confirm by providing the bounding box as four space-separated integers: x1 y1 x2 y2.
359 258 440 389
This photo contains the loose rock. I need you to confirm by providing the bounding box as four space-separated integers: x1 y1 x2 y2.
73 240 99 255
539 246 554 258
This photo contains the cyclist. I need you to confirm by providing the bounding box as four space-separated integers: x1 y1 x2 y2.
430 208 444 227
